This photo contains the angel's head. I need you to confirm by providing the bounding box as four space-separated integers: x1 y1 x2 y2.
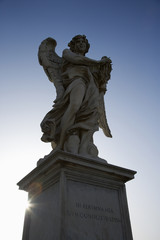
68 35 90 55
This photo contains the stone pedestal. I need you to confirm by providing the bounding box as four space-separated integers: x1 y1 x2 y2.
17 151 136 240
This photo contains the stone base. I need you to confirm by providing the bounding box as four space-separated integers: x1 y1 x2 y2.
17 150 136 240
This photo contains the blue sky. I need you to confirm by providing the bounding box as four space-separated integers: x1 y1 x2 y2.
0 0 160 239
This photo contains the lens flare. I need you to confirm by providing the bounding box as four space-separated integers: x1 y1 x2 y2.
25 200 32 210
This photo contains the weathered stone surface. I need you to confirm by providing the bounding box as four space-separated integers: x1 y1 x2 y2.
18 151 136 240
38 35 112 157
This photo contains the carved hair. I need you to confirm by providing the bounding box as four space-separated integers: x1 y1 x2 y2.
68 35 90 54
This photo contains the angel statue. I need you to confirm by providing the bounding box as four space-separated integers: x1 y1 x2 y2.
38 35 112 158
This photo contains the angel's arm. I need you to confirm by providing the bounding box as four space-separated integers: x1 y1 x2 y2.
62 49 108 66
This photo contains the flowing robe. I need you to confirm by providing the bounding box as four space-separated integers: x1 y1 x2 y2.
40 58 100 147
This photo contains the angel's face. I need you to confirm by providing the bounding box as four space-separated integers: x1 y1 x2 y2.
74 38 86 54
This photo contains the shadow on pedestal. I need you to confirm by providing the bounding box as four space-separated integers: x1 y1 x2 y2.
17 150 136 240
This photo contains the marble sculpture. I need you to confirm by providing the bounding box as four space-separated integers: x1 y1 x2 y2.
38 35 112 158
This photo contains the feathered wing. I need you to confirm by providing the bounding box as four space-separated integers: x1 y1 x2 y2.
98 92 112 138
97 60 112 138
38 38 64 100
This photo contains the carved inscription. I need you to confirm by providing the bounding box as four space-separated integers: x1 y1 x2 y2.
76 202 114 213
67 202 121 223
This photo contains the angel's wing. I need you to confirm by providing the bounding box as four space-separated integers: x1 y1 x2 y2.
97 59 112 138
38 38 64 101
98 92 112 138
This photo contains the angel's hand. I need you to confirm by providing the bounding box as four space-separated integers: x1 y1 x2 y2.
99 56 112 65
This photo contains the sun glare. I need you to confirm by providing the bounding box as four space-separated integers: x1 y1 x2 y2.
25 200 32 210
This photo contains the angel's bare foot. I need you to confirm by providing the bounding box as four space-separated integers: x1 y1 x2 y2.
51 141 62 151
53 144 63 151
